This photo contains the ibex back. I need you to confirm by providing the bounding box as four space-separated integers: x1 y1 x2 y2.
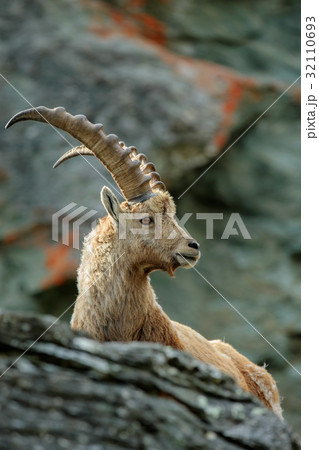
6 106 282 418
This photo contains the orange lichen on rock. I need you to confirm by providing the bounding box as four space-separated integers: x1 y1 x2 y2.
2 231 19 245
83 0 256 154
152 45 256 153
2 225 78 291
213 81 245 151
84 0 166 46
131 12 166 46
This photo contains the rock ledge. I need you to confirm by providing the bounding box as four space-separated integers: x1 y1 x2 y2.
0 310 299 450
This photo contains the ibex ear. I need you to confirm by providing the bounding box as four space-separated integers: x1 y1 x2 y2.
100 186 122 223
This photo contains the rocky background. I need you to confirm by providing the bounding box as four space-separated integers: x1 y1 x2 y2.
0 0 300 435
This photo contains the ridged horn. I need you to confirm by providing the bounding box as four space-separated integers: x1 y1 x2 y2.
36 125 166 194
52 143 166 192
6 106 154 203
126 146 166 193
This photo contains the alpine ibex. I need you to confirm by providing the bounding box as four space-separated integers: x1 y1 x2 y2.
6 106 282 418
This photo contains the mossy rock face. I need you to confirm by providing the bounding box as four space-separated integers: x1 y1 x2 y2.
0 311 300 450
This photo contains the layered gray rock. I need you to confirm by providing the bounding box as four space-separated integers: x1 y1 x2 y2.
0 310 300 450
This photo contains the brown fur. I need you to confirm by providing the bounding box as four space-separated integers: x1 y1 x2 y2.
71 191 282 418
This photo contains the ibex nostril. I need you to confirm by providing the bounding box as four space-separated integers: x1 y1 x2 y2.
188 241 199 250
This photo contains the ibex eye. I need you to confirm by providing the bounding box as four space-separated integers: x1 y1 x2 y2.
140 217 153 225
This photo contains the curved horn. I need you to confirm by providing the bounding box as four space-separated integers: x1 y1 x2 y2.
6 106 154 203
53 145 94 168
52 141 128 168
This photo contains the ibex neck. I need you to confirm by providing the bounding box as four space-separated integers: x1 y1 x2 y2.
72 254 182 349
100 260 156 341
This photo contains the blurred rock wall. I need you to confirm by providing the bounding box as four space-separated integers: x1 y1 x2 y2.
0 0 300 431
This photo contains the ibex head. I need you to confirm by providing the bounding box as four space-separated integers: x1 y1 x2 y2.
6 106 200 275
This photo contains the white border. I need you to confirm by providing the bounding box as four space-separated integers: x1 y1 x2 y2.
301 0 318 446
